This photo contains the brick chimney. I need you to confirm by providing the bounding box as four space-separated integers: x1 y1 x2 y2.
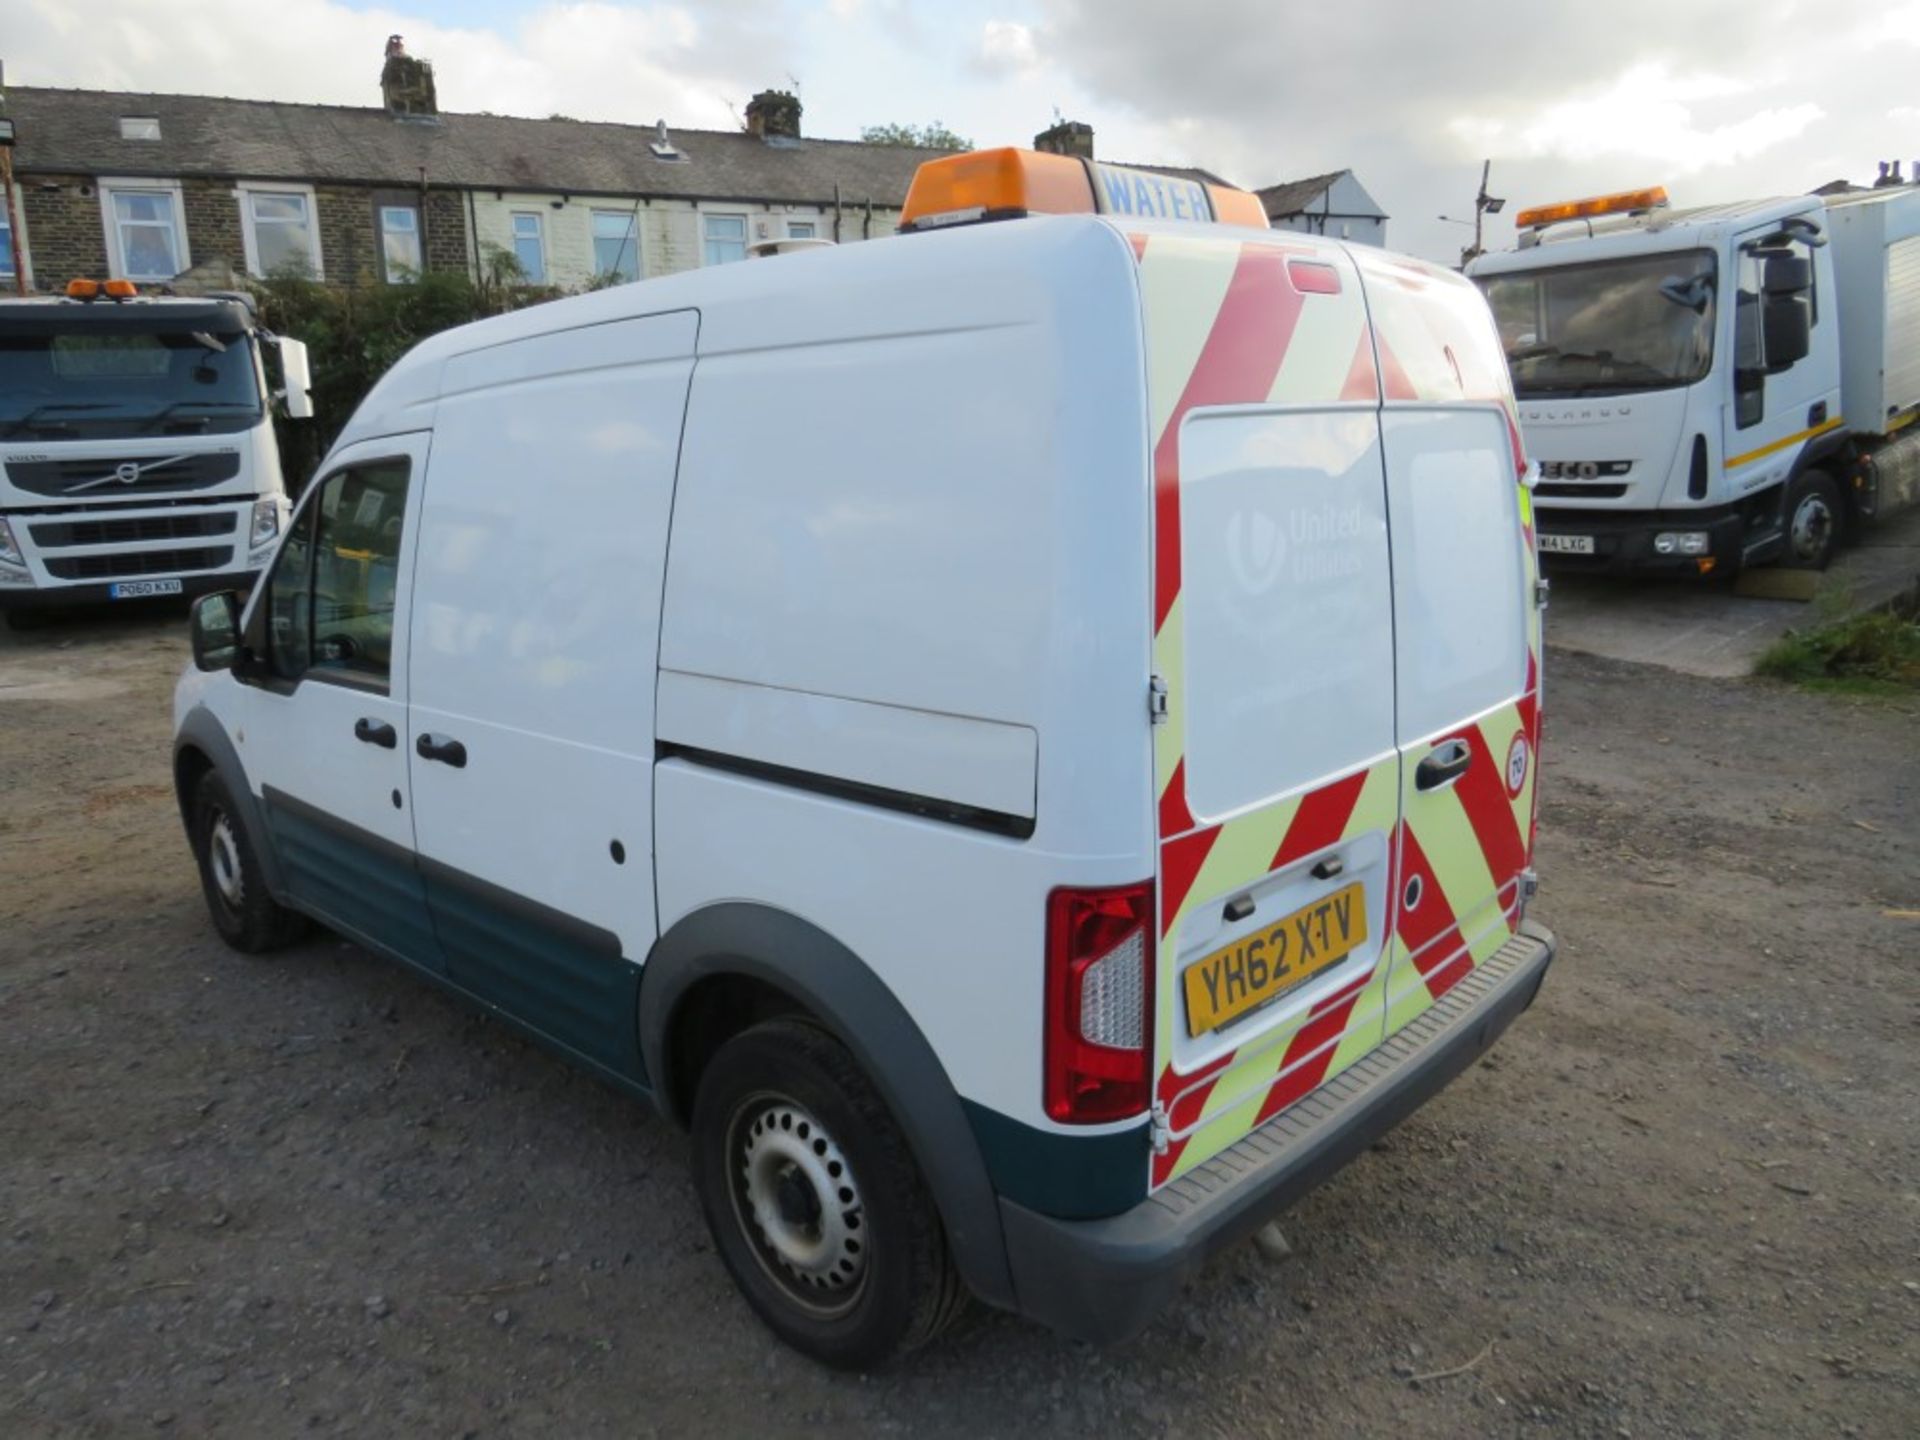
1034 119 1093 160
381 35 438 117
745 89 802 140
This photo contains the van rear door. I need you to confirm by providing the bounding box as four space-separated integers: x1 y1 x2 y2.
1349 248 1542 1033
1131 230 1402 1190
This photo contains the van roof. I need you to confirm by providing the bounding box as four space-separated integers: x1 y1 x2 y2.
336 214 1358 447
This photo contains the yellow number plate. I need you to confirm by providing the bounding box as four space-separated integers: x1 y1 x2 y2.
1183 882 1368 1037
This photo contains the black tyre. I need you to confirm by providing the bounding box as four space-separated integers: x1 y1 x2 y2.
191 769 307 953
689 1018 967 1369
1781 469 1843 570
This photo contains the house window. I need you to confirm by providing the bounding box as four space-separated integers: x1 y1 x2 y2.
0 202 14 278
510 212 546 282
101 182 188 282
240 186 321 279
378 204 423 283
119 116 162 141
703 213 747 265
787 221 816 240
592 210 640 282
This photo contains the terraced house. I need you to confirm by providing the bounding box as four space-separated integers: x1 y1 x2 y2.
0 38 952 295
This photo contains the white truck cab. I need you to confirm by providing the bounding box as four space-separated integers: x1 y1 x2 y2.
171 147 1555 1368
0 284 313 620
1469 183 1920 574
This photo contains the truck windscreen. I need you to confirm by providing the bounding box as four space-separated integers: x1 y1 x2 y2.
1476 250 1717 399
0 325 263 441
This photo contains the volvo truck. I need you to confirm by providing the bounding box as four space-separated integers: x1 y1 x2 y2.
1469 182 1920 573
0 282 312 624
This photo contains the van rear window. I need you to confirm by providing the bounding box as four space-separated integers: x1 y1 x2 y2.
1177 408 1397 821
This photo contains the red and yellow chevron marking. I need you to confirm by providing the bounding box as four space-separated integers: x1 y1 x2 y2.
1132 227 1541 1190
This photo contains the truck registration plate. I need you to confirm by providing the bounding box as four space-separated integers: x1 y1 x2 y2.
108 579 186 599
1537 533 1595 556
1183 881 1368 1037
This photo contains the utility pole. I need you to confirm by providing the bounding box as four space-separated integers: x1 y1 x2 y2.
1472 160 1491 260
1440 161 1504 270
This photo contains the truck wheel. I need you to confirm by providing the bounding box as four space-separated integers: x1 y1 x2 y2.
690 1017 967 1369
1782 469 1842 570
191 770 308 952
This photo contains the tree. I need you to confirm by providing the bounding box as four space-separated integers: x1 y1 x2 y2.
860 121 971 152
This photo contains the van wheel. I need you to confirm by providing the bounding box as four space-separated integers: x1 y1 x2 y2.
1782 469 1842 569
690 1017 967 1369
191 770 307 953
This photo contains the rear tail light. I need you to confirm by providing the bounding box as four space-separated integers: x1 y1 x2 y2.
1044 880 1154 1124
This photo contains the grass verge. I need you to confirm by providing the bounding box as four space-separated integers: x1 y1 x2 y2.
1755 589 1920 696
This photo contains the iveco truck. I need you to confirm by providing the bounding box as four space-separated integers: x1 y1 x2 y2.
1469 181 1920 573
0 282 312 624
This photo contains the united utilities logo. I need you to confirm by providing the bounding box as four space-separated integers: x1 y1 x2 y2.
1227 501 1370 593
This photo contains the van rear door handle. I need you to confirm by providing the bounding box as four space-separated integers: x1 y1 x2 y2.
415 733 468 768
1415 738 1473 792
353 717 397 749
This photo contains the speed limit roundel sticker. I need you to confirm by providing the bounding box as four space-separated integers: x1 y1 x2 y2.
1505 731 1530 797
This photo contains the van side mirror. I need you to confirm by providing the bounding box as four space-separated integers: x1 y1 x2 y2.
275 337 314 420
190 591 242 672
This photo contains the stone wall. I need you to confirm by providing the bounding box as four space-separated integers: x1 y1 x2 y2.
10 171 473 291
17 174 106 284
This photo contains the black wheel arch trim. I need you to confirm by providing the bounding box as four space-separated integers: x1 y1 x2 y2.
173 705 288 900
1783 427 1855 496
638 902 1015 1310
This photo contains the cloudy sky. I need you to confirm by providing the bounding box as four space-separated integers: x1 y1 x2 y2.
5 0 1917 262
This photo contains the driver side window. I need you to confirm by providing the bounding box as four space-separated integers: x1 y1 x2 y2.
261 459 411 690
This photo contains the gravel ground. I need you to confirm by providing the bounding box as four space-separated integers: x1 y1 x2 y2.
1 608 1916 1439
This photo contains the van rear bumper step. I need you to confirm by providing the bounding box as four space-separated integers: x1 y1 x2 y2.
998 922 1556 1344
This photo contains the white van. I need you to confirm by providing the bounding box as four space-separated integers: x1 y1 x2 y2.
172 149 1555 1369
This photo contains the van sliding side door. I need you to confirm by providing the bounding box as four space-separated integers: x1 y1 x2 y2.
404 311 699 1082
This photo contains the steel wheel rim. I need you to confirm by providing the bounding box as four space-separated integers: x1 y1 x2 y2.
208 811 244 908
1790 491 1833 563
727 1093 867 1318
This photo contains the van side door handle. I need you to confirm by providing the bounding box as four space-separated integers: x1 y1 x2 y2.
415 733 468 768
1415 738 1473 792
353 717 397 749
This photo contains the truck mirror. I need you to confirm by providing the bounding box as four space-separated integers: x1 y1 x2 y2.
1761 252 1810 295
276 337 315 419
1763 294 1810 370
190 591 242 672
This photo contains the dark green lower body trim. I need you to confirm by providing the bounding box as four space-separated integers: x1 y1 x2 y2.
420 856 645 1081
963 1098 1148 1220
259 785 650 1094
262 786 443 973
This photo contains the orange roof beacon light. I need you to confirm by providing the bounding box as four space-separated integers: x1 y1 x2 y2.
66 278 101 299
899 146 1267 234
1514 186 1671 232
102 278 139 299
